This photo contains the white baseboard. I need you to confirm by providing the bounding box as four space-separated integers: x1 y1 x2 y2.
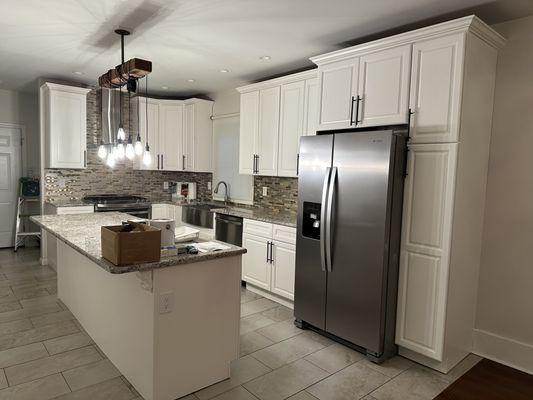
245 284 294 310
473 328 533 374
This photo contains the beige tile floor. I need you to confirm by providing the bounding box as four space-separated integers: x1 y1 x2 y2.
0 248 482 400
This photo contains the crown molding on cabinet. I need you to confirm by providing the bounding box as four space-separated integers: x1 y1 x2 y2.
41 82 92 95
310 15 505 66
236 69 317 94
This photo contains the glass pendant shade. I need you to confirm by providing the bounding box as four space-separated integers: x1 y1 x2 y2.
117 125 126 141
125 141 135 160
106 149 116 168
143 144 152 166
97 144 107 160
116 142 125 159
134 135 143 156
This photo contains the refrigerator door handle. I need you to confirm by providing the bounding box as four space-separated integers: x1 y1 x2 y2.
325 166 337 272
320 167 332 272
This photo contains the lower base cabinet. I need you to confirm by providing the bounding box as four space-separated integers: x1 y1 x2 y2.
242 219 296 302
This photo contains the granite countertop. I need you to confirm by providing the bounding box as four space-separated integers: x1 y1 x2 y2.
30 212 246 274
212 206 297 228
45 199 91 207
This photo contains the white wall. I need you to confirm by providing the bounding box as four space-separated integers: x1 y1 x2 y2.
0 89 39 175
209 89 253 204
474 15 533 373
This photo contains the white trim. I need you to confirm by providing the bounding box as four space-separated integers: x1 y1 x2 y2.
310 15 505 66
245 283 294 309
211 112 240 120
473 328 533 375
236 69 317 93
41 82 91 95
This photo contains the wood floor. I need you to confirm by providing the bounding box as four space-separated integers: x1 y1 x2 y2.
434 358 533 400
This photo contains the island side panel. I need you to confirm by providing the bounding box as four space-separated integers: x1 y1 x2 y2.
57 241 156 400
153 256 242 400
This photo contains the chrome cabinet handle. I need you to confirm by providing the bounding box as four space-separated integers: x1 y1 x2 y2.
296 153 299 176
83 150 87 168
161 154 164 170
355 95 362 125
320 167 332 272
269 242 274 264
325 167 337 272
266 240 270 263
350 96 356 125
182 155 186 170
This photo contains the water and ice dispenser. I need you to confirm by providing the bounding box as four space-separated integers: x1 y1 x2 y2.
302 202 321 240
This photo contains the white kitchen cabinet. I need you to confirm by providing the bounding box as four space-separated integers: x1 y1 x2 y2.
409 34 465 143
150 204 168 219
271 240 296 301
237 70 318 177
357 44 412 127
278 81 305 177
316 58 359 131
41 83 91 169
138 97 160 171
239 91 259 175
158 101 183 171
183 99 214 172
242 233 271 291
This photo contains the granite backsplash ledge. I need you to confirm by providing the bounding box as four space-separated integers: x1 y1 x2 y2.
253 176 298 214
44 87 213 203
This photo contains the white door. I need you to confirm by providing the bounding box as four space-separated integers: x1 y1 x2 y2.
396 143 458 361
137 98 159 171
271 240 296 300
159 102 183 171
357 45 412 127
0 125 22 248
317 58 359 131
183 103 195 171
239 91 259 175
48 90 87 169
242 233 271 290
278 81 305 177
303 77 319 136
409 34 465 144
257 87 280 176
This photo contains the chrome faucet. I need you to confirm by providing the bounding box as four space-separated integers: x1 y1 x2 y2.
214 181 229 204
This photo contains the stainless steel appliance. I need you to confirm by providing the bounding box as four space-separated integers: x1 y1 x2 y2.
83 194 151 219
181 203 217 229
294 126 408 363
215 214 243 246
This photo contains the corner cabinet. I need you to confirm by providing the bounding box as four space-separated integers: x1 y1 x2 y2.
41 83 91 169
136 97 213 172
237 70 318 177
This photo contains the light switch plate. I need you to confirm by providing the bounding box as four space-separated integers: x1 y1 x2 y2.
262 187 268 196
163 181 169 190
207 181 212 190
159 291 174 314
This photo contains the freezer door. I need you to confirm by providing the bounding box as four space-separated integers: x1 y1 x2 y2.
294 134 333 330
325 130 394 354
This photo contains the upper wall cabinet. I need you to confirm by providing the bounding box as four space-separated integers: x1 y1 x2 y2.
409 34 465 143
237 70 318 177
137 97 213 172
41 83 91 169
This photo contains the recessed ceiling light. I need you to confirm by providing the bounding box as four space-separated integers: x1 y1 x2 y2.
161 86 169 90
187 79 196 83
73 71 84 75
219 69 229 73
259 56 271 60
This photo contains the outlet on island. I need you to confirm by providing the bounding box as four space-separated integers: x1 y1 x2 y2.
163 181 169 190
159 291 174 314
262 187 268 196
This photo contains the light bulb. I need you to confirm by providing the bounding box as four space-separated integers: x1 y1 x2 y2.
116 143 125 160
134 138 143 156
125 142 135 160
143 146 152 166
106 151 116 168
117 126 126 141
97 144 107 160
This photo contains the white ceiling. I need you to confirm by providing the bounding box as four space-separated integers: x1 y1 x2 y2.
1 0 532 96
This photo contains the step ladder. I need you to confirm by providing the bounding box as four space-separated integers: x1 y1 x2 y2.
14 179 41 252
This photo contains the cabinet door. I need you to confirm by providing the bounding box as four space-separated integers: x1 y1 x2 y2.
183 103 195 171
49 91 87 169
242 233 271 290
138 98 159 171
257 87 280 176
151 204 167 219
317 58 359 131
396 143 458 361
357 45 412 127
159 102 183 171
278 81 305 177
191 101 214 172
409 34 465 143
303 77 319 136
271 240 296 300
239 91 259 175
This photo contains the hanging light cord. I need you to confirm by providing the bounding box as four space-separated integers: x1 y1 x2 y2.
146 74 149 144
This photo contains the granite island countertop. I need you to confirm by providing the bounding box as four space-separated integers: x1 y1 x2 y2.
31 212 246 274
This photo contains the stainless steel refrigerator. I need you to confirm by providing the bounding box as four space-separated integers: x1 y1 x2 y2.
294 126 408 363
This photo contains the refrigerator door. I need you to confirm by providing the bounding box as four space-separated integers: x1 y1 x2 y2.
294 134 333 330
325 129 395 354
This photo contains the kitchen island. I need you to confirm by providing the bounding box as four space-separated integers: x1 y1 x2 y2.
31 212 246 400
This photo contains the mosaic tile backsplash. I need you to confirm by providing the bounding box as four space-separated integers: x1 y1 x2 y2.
44 88 213 203
253 176 298 213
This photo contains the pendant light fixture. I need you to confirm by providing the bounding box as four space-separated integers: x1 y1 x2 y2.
125 90 135 160
143 74 152 166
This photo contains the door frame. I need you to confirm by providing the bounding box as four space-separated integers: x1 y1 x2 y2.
0 123 27 176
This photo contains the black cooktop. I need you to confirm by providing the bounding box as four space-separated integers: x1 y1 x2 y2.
83 194 149 205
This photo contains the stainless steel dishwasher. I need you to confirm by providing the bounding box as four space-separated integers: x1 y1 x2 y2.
215 214 243 246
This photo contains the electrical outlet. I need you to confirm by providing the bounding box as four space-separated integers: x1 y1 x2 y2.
159 291 174 314
207 181 212 190
262 187 268 196
58 178 66 189
163 181 169 190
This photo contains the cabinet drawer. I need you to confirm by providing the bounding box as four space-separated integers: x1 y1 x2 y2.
243 219 273 238
56 206 94 215
272 224 296 245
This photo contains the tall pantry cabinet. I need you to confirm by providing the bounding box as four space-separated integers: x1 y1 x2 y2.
311 16 504 373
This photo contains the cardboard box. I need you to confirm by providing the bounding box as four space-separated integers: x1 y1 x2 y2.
101 222 161 266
